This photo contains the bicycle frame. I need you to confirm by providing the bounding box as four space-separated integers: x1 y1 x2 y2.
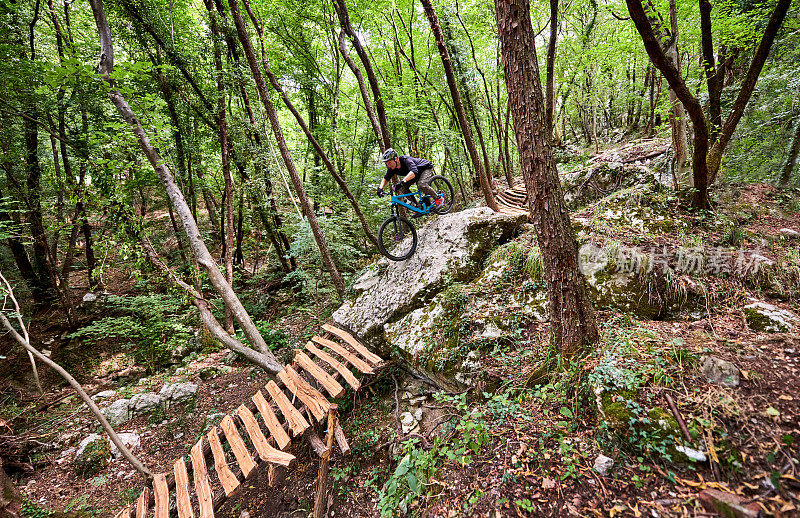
389 191 433 216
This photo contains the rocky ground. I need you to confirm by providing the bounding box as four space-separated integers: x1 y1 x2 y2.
1 139 799 517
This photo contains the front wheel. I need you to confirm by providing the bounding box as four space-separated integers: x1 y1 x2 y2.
430 175 455 214
378 216 418 261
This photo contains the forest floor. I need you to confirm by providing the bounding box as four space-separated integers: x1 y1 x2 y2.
1 146 799 517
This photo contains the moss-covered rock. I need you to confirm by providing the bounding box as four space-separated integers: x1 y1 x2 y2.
73 435 110 477
744 301 797 332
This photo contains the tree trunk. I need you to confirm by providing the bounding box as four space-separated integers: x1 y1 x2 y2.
495 0 599 355
333 0 391 150
89 0 281 358
241 0 378 248
336 31 385 151
779 116 800 186
0 457 22 518
422 0 498 211
226 0 346 298
545 0 558 141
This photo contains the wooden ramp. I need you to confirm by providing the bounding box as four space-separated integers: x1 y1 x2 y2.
495 185 530 218
111 324 384 518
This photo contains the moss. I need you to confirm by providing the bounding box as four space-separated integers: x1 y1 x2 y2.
74 440 110 477
600 391 636 433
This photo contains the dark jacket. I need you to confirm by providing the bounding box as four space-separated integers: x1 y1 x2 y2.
384 155 433 184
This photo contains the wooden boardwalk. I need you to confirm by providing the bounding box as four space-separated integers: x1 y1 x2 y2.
112 324 384 518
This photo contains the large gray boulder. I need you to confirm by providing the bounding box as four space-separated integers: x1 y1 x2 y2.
100 399 131 427
130 393 164 415
744 301 797 333
159 382 198 404
332 208 525 348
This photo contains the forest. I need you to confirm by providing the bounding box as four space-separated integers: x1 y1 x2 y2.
0 0 799 513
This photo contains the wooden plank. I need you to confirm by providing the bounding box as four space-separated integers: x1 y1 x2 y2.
135 487 150 518
252 391 290 450
322 324 384 366
219 415 257 478
115 508 132 518
153 474 169 518
190 440 214 518
305 342 360 391
207 427 239 497
293 350 345 398
265 380 309 437
311 336 374 374
173 458 195 518
333 420 351 455
235 405 295 467
278 365 330 421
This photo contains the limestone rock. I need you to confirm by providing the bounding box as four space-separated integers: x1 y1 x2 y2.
400 412 418 434
332 208 525 345
74 434 110 476
593 454 614 475
700 357 740 388
82 293 98 304
778 228 799 239
744 301 797 333
108 432 141 459
676 445 707 462
159 382 198 403
92 390 117 401
129 393 164 414
101 399 131 427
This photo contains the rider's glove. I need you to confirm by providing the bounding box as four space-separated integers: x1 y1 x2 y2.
377 187 384 197
394 180 406 192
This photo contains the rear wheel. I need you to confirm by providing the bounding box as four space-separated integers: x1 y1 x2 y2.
377 216 417 261
430 175 455 214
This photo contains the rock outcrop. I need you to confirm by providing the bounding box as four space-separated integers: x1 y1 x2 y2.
333 208 525 346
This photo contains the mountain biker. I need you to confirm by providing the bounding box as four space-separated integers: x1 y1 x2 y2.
376 148 443 215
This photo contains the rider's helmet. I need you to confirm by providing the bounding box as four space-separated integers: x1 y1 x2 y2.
381 148 398 162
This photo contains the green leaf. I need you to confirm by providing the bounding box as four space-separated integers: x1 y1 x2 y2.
559 407 574 418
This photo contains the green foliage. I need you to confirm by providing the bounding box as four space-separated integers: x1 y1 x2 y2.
21 499 54 518
377 393 491 516
67 295 194 371
74 440 110 478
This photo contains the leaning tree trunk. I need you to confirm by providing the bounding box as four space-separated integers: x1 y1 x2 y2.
496 0 599 356
333 0 391 150
88 0 280 357
241 0 378 248
421 0 499 211
226 0 346 298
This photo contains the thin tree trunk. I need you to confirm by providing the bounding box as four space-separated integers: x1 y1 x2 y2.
779 116 800 186
496 0 599 355
337 31 385 151
421 0 498 211
203 0 236 334
333 0 391 150
241 0 378 248
0 272 152 477
89 0 281 357
226 0 346 298
545 0 558 142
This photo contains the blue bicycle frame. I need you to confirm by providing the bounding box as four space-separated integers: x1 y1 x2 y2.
389 191 436 216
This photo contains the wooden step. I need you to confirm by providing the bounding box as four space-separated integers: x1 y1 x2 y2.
311 336 374 374
277 366 330 421
322 324 384 366
190 441 214 518
305 342 360 391
235 405 295 467
252 391 291 450
293 350 345 398
114 509 132 518
135 486 150 518
265 380 309 437
207 427 239 497
174 458 195 518
219 415 256 478
153 474 169 518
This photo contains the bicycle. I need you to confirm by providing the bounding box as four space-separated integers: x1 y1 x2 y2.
377 175 455 261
